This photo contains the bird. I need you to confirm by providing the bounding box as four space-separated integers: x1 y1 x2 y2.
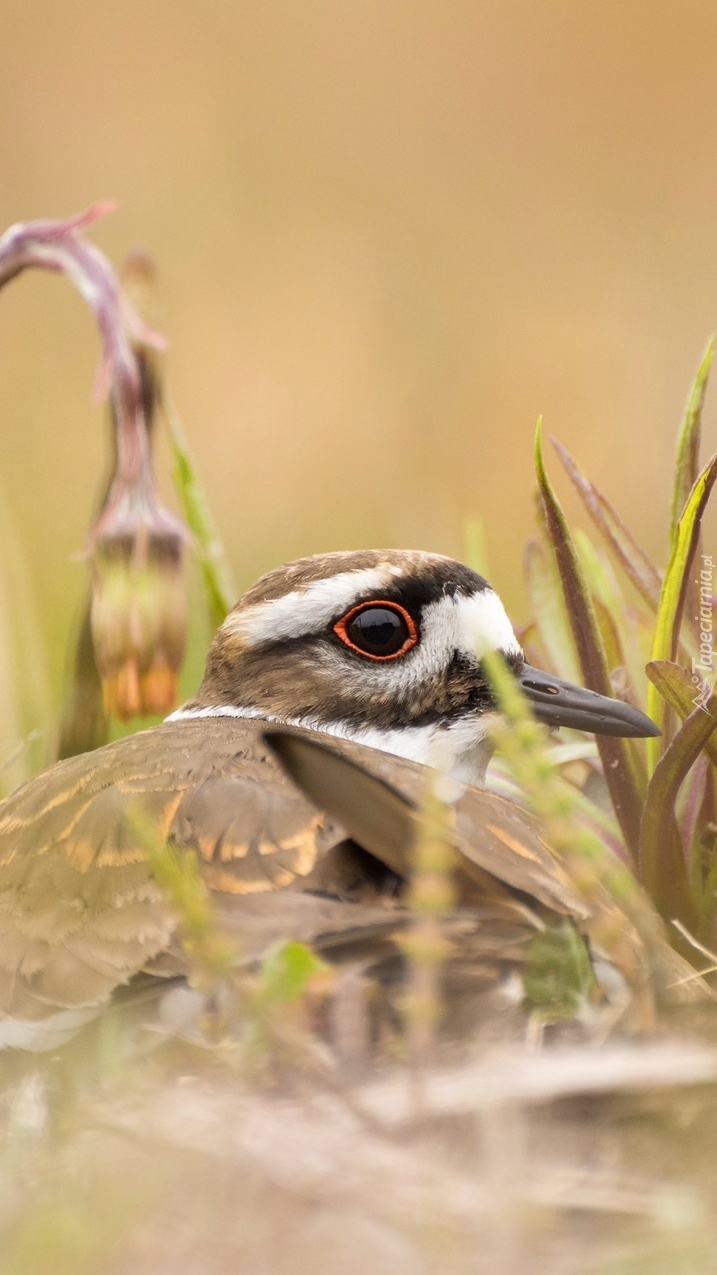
0 548 660 1051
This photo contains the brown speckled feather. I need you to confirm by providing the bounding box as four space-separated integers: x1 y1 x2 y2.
0 714 587 1045
265 727 586 916
0 717 343 1034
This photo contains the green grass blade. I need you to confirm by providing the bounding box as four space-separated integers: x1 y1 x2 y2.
535 421 646 860
132 803 237 983
574 532 630 683
670 336 715 539
646 453 717 770
646 659 717 767
483 648 665 1022
163 396 236 630
254 941 327 1008
669 338 715 655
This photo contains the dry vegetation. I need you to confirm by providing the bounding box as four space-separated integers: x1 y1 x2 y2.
2 213 717 1274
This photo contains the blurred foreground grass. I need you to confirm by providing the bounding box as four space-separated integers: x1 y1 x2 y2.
3 217 717 1272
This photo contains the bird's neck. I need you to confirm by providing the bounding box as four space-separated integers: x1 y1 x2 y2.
165 701 495 788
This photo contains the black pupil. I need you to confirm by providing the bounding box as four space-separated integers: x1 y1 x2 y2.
346 606 409 656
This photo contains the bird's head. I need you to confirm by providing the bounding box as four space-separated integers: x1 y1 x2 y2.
171 549 657 785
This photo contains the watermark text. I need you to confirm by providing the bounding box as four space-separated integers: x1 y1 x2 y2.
691 554 714 710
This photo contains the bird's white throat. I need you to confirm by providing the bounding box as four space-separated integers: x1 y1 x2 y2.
165 702 498 787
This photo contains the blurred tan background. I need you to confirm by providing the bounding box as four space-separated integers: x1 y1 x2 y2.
1 0 716 715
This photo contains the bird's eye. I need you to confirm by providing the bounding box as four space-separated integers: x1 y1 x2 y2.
333 601 418 660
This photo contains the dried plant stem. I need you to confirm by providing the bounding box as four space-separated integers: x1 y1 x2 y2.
401 775 456 1105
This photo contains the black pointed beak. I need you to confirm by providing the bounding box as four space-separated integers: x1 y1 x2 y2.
518 663 660 738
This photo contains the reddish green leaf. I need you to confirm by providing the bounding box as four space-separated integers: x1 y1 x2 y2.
534 421 645 861
552 438 662 612
575 530 655 711
680 753 712 900
523 538 580 684
638 694 717 934
591 597 627 686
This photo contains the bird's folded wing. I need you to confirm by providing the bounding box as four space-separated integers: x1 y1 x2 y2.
0 718 344 1044
265 727 587 917
0 714 597 1051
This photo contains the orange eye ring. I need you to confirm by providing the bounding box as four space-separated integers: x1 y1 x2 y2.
333 600 419 661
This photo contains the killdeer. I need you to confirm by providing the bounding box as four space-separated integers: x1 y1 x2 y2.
168 548 656 779
0 549 658 1050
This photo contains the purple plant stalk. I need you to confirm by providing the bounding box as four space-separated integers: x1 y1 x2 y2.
0 203 189 718
0 202 178 533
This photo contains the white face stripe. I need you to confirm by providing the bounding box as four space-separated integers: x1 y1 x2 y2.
223 573 520 676
224 565 405 646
